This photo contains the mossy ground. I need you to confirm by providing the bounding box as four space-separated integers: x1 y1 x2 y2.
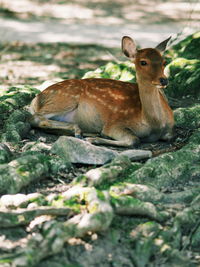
0 32 200 266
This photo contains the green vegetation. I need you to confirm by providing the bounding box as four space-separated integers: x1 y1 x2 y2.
83 61 136 82
167 32 200 60
174 104 200 129
166 58 200 98
127 128 200 189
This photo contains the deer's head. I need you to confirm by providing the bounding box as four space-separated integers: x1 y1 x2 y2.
122 36 171 88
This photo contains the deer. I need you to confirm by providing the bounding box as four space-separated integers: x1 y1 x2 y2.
29 36 174 147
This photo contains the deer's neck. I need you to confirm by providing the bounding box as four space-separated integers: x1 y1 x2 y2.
137 79 166 126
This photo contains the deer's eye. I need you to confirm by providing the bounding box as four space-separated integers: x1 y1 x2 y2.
140 60 147 66
163 61 167 66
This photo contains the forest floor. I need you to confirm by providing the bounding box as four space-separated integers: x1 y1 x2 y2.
0 37 199 267
0 1 200 267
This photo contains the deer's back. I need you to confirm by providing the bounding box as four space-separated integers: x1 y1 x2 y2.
31 78 141 116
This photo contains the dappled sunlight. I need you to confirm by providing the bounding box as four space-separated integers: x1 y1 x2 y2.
0 0 94 19
0 59 61 88
0 41 121 89
0 0 199 47
0 16 193 48
1 0 199 24
123 1 200 24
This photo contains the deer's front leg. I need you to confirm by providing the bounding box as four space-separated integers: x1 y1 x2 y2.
30 114 82 137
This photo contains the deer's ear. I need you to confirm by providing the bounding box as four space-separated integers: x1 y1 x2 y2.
155 36 171 53
122 36 137 59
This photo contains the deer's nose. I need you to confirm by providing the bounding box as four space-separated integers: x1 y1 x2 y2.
160 77 168 86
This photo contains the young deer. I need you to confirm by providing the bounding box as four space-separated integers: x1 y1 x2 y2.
29 36 174 147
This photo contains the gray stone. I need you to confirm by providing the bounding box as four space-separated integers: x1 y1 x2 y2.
22 141 52 153
51 136 118 165
120 149 152 161
51 136 152 165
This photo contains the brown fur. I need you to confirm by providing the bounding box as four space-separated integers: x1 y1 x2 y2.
30 37 174 147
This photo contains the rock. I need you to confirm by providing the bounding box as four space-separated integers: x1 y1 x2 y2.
120 149 152 161
51 136 152 165
22 141 52 153
51 136 118 165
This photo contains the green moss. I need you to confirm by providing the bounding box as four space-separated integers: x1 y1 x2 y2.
110 193 142 207
0 86 39 123
129 162 143 174
88 202 99 213
166 58 200 98
17 155 50 178
50 192 89 213
83 61 136 82
73 156 134 190
97 190 106 201
191 225 200 248
49 157 71 176
127 129 200 189
32 195 47 207
0 144 12 164
0 86 39 143
167 32 200 60
51 196 81 213
1 110 32 143
174 104 200 129
72 175 87 186
0 259 13 264
0 153 51 194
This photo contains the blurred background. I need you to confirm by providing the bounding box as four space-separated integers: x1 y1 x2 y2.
0 0 199 46
0 0 199 88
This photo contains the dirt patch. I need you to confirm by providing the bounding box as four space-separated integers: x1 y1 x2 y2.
0 42 121 89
